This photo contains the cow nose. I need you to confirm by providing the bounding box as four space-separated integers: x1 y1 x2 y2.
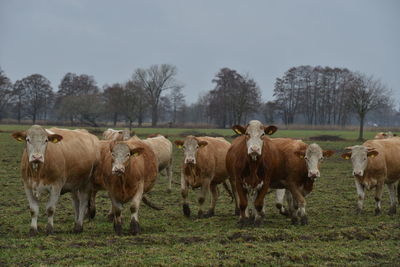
250 146 261 154
185 158 195 164
353 171 362 177
112 166 125 175
31 154 43 162
308 171 319 178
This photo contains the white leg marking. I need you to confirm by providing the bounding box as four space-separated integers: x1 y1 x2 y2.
355 180 365 210
24 185 39 231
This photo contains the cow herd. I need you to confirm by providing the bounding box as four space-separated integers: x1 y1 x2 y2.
10 121 400 236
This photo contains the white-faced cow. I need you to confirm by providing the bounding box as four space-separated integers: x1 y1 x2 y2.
12 125 100 235
341 138 400 215
103 128 131 141
374 131 396 139
174 136 236 218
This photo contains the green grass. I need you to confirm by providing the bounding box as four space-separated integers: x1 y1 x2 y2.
0 126 399 266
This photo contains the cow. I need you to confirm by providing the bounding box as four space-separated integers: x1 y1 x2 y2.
142 134 173 192
341 138 400 215
11 125 100 236
374 131 396 139
226 120 281 226
270 139 334 224
95 139 158 235
103 128 131 141
174 136 237 218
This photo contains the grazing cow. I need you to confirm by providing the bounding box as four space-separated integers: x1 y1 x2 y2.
12 125 100 235
174 136 236 218
374 131 396 139
226 120 279 226
103 128 130 141
97 139 158 235
270 139 334 224
341 138 400 215
142 134 173 192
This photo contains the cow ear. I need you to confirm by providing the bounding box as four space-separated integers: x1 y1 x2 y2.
367 150 379 158
130 147 144 157
294 150 305 159
12 131 27 142
198 141 208 147
48 134 63 143
174 140 184 148
232 125 246 135
264 125 278 135
323 150 335 158
341 152 351 160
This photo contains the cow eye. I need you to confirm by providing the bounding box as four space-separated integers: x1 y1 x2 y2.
304 156 308 160
26 138 30 143
45 139 48 143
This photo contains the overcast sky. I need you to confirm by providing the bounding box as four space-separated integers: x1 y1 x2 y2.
1 0 399 104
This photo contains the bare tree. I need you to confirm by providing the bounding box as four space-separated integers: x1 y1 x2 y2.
168 86 185 125
103 83 124 126
0 69 13 121
133 64 182 126
348 73 390 140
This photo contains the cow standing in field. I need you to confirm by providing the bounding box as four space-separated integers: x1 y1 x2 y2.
174 136 237 218
12 125 100 235
270 139 334 224
374 131 396 139
142 134 173 192
103 128 131 141
226 120 279 225
95 139 157 235
341 138 400 215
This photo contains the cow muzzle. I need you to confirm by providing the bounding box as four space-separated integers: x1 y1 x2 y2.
29 153 44 163
112 166 125 176
184 158 196 164
308 171 320 179
353 171 363 177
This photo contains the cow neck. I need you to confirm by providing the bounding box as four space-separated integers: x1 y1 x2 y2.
244 155 264 187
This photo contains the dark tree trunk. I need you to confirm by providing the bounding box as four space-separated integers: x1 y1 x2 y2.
113 113 118 127
151 105 158 127
358 114 365 141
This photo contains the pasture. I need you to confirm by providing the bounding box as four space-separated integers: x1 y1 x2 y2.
0 125 399 266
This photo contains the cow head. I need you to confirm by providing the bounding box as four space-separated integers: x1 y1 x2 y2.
294 143 334 180
12 125 63 164
341 146 379 178
174 136 208 164
232 120 277 161
110 142 144 176
122 129 130 141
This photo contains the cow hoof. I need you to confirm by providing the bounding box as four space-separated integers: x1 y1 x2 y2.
88 209 96 220
279 209 290 217
29 228 38 237
355 208 363 215
204 210 215 218
300 216 309 225
113 222 123 236
374 208 381 216
166 188 172 194
388 206 397 215
235 207 240 216
182 204 190 217
238 217 250 228
291 217 299 225
46 224 54 235
254 218 263 227
130 219 140 235
107 213 114 222
73 223 83 233
197 210 204 219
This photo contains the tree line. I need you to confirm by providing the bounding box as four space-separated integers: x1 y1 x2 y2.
0 64 398 139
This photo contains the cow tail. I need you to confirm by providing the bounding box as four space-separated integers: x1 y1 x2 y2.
142 195 163 210
397 182 400 203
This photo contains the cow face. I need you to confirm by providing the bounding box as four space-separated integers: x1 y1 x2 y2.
232 120 277 161
111 143 144 176
12 125 63 164
341 146 379 178
174 136 207 164
295 143 334 180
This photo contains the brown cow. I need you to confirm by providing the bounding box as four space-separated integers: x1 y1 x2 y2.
103 128 131 141
270 139 334 224
341 138 400 215
174 136 236 218
12 125 100 235
374 131 396 139
95 139 157 235
226 120 279 226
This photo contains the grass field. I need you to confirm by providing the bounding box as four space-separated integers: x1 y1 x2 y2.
0 125 399 266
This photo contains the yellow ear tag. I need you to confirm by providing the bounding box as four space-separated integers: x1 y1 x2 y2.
369 154 375 158
299 155 304 159
345 156 350 159
177 145 183 149
132 152 139 157
234 129 242 135
17 137 23 142
52 139 59 143
268 130 273 135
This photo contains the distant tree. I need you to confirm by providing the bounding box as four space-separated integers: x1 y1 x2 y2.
263 101 278 124
13 74 53 123
124 80 148 127
168 87 185 125
133 64 182 126
103 83 124 126
348 73 390 140
0 69 13 121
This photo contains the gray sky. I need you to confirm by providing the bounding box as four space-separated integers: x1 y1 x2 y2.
1 0 399 104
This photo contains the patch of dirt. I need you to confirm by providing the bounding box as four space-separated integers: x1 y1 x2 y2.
309 135 345 141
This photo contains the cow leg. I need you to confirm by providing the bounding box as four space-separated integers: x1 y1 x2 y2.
166 160 173 193
45 186 61 235
197 178 210 218
111 198 123 236
228 176 240 215
71 191 80 222
206 183 218 217
285 191 298 223
74 187 90 233
387 182 398 215
181 172 190 217
355 180 365 214
130 181 144 235
275 189 289 217
287 184 307 225
235 181 249 226
253 183 270 226
87 190 97 220
24 185 39 236
374 183 384 215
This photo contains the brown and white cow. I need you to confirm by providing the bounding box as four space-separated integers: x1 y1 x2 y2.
341 138 400 215
226 120 279 226
103 128 131 141
374 131 396 139
95 139 157 235
174 136 236 218
271 140 334 224
142 134 173 192
12 125 100 235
